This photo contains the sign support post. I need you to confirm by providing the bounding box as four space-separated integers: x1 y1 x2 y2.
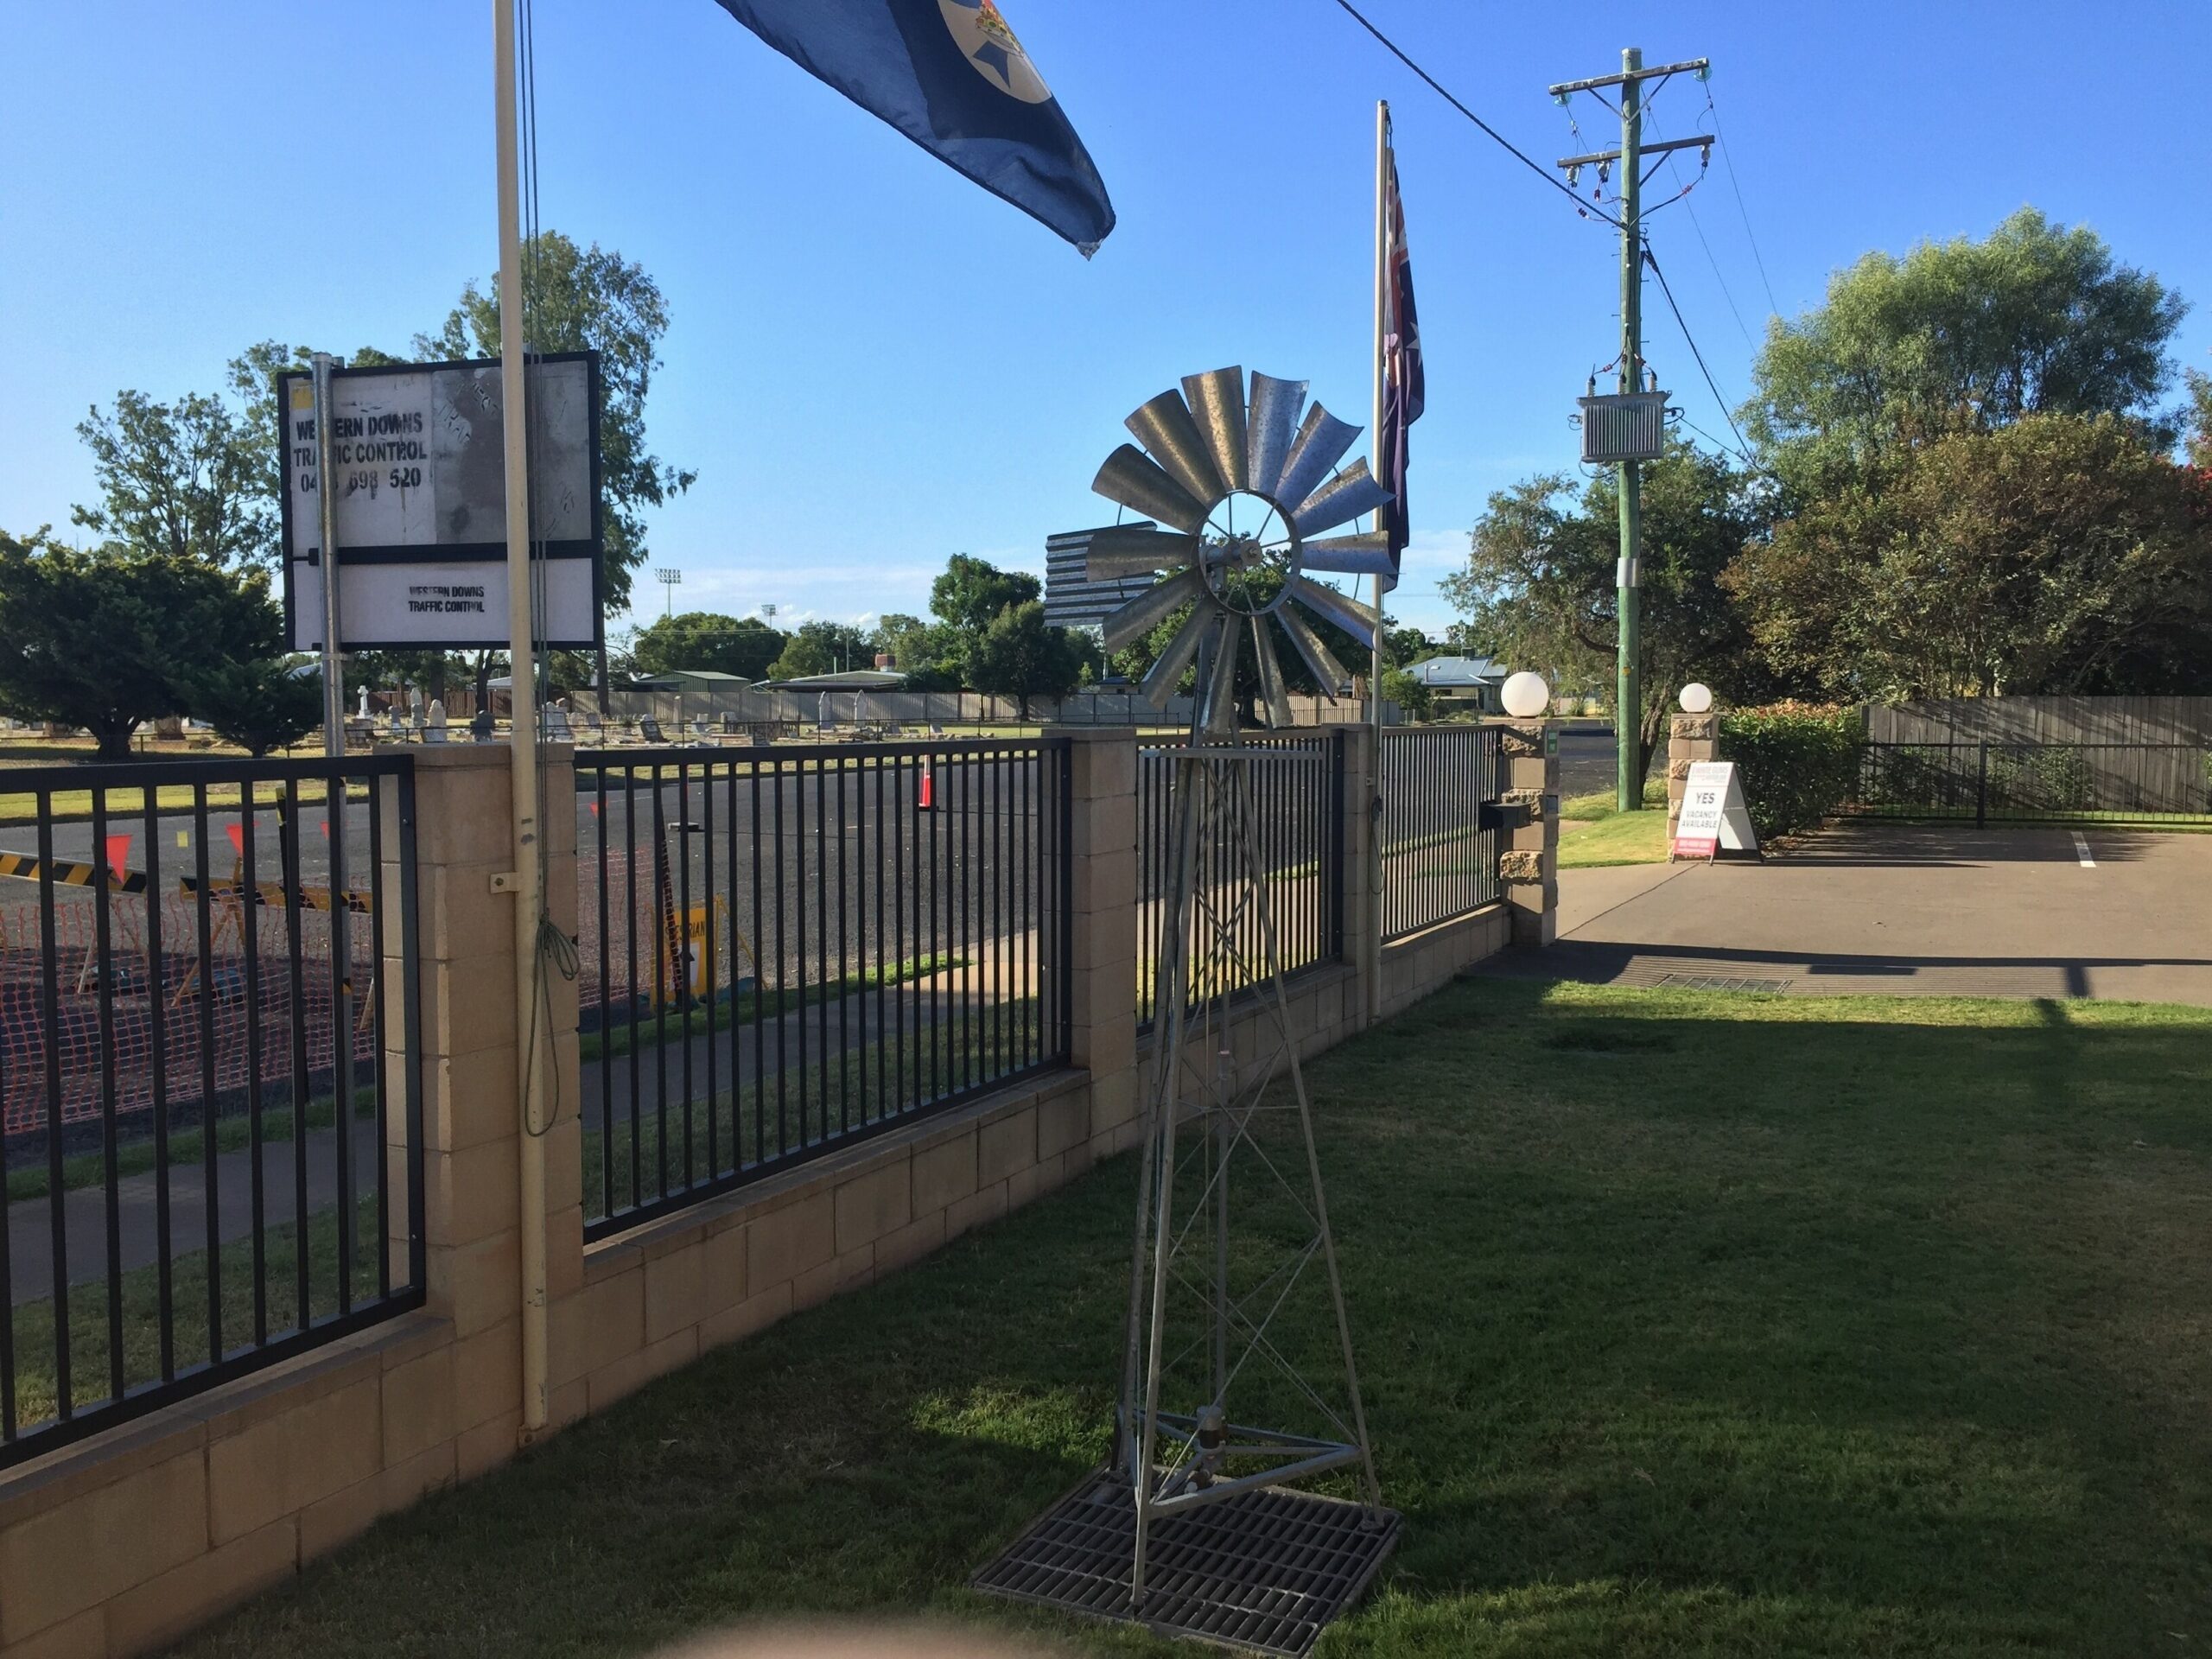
493 0 551 1443
312 351 346 757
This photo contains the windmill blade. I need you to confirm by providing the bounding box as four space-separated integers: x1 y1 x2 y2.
1285 572 1380 640
1245 372 1307 499
1125 390 1225 507
1300 529 1398 575
1199 613 1241 734
1251 614 1293 730
1277 606 1351 697
1292 458 1393 539
1181 366 1250 493
1094 444 1209 534
1139 606 1209 706
1273 404 1363 516
1102 568 1200 654
1085 524 1198 579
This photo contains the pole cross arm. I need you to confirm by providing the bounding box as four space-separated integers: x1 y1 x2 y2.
1554 134 1713 170
1547 57 1708 95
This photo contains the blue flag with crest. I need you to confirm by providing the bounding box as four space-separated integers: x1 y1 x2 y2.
709 0 1116 255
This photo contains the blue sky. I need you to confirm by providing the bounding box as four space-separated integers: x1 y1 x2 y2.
6 2 2209 643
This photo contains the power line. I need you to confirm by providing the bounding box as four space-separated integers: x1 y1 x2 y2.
1645 105 1755 349
1707 94 1783 320
1642 242 1752 461
1326 0 1624 230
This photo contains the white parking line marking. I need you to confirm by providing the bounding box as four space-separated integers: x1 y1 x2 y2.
2072 832 2095 868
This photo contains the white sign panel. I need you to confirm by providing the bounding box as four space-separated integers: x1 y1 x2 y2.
1671 760 1759 861
279 353 600 651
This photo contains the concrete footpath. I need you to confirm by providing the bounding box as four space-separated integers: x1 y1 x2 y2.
1486 818 2212 1007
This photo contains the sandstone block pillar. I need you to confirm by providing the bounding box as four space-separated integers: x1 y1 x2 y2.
1497 721 1560 947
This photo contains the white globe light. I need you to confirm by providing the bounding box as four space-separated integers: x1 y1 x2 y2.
1500 671 1550 720
1678 683 1714 714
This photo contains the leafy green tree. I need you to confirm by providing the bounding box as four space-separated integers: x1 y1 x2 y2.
418 232 695 615
0 531 285 758
1726 413 2212 698
1444 441 1776 779
1746 208 2186 492
1380 666 1434 721
869 612 961 690
71 384 275 569
929 555 1039 637
765 620 867 682
631 611 785 680
963 600 1087 716
179 660 322 757
2186 366 2212 471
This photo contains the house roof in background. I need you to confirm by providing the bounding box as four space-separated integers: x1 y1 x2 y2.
1408 655 1504 688
764 669 908 691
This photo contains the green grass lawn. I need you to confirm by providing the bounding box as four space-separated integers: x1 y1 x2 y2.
179 979 2212 1656
1558 782 1671 868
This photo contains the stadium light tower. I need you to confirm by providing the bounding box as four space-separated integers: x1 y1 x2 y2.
655 567 682 619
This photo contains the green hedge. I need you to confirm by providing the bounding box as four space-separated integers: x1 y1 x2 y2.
1718 703 1866 839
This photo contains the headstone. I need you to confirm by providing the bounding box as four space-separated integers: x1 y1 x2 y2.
424 698 448 744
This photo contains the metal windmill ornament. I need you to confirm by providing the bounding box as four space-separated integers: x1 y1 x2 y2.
976 367 1399 1658
1085 366 1391 732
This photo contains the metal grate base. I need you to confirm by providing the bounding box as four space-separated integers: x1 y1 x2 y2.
973 1471 1400 1657
1656 972 1794 993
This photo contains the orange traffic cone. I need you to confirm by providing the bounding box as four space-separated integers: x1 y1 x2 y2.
917 769 935 812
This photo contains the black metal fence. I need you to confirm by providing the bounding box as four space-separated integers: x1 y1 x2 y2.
576 739 1073 1239
1855 742 2212 825
1379 726 1505 940
1136 734 1345 1028
0 755 424 1470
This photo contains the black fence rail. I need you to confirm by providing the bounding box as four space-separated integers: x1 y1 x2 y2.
0 754 424 1471
1380 726 1505 940
1854 742 2212 826
1136 734 1345 1029
576 739 1073 1240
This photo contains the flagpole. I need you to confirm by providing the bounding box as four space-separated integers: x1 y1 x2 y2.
495 0 551 1441
1367 99 1388 1027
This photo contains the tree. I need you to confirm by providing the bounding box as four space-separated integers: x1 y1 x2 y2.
869 612 961 690
419 232 695 615
178 659 322 756
1380 666 1434 721
631 611 785 680
765 620 867 682
1746 208 2187 491
71 385 275 569
0 531 286 758
1726 413 2212 699
1443 441 1776 779
963 600 1087 716
2186 366 2212 471
167 566 325 755
929 555 1039 637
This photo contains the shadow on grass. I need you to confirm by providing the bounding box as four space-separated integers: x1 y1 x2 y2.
176 979 2212 1658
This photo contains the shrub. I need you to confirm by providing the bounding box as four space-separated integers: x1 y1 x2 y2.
1718 702 1865 839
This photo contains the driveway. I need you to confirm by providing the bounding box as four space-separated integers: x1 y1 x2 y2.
1492 818 2212 1005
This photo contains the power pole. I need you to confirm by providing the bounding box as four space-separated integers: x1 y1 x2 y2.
1548 48 1709 810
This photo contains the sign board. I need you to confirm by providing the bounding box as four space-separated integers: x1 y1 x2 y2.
1670 760 1759 861
279 353 601 651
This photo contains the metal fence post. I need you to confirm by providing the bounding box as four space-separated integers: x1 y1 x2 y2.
1975 741 1988 830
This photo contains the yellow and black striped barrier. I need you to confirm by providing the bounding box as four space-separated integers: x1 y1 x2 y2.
0 850 151 893
177 875 373 916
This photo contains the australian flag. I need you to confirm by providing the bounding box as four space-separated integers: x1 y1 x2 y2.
709 0 1116 255
1377 132 1424 588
